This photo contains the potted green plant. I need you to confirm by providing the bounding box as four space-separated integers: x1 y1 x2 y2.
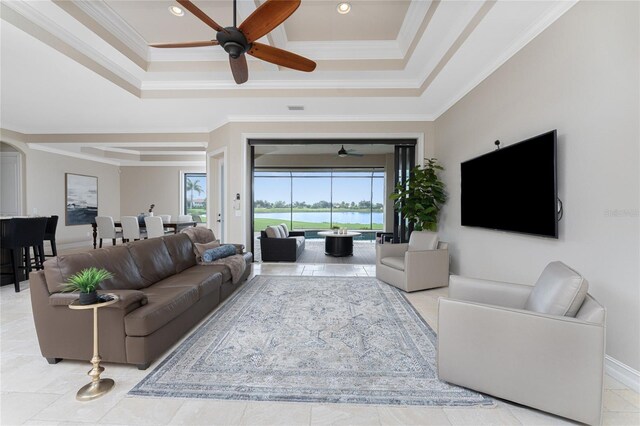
390 158 447 232
62 267 114 305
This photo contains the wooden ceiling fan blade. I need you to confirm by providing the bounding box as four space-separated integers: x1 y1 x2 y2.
149 40 218 48
248 42 316 72
239 0 300 43
229 54 249 84
177 0 227 33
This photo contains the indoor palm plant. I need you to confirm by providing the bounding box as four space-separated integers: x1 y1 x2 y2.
390 158 447 232
62 267 114 305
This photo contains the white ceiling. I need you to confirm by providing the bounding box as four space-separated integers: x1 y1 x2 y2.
0 0 576 165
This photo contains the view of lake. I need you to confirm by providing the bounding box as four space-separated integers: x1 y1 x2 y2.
255 211 383 224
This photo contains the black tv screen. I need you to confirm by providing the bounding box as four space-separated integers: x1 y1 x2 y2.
461 130 558 238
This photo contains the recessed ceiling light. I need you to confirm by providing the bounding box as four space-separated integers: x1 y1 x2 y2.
169 5 184 17
336 2 351 14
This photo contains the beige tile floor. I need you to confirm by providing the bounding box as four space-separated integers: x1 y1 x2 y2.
2 262 639 425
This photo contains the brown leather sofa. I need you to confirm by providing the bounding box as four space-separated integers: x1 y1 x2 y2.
29 233 252 369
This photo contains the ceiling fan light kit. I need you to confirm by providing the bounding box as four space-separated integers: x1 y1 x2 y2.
150 0 317 85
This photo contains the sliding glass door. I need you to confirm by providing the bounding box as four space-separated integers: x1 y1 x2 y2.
253 169 384 231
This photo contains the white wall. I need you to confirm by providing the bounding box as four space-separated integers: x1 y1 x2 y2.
434 2 639 370
208 121 434 248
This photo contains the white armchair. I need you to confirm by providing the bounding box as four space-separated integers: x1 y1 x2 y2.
437 262 606 425
375 231 449 292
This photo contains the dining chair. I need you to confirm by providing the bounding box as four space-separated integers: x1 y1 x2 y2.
0 217 47 292
177 214 192 222
95 216 123 248
158 214 171 223
121 216 146 242
43 215 59 257
144 216 166 239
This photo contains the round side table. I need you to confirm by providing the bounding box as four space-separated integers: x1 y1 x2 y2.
68 294 119 401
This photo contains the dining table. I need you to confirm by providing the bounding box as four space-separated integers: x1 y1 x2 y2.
90 221 196 249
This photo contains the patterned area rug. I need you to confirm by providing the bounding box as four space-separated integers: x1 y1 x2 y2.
130 276 493 406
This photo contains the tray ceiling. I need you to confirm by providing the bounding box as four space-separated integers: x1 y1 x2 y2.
1 0 577 139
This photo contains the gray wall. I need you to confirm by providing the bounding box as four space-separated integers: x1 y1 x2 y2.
120 166 205 220
434 1 639 370
0 139 121 246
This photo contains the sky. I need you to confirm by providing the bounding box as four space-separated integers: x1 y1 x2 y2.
254 175 384 204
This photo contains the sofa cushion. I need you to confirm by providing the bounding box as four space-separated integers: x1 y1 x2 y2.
380 256 405 271
295 236 305 248
162 233 197 273
525 261 589 317
125 286 199 337
408 231 438 251
277 224 287 238
202 245 237 262
265 226 281 238
153 267 223 299
43 246 145 293
280 223 290 237
126 238 176 287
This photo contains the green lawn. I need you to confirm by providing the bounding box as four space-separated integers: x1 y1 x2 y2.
254 208 383 213
253 217 383 231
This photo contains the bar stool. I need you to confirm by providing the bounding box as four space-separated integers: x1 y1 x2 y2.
44 215 59 257
0 217 48 292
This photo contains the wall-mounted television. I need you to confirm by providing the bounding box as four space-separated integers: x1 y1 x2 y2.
461 130 558 238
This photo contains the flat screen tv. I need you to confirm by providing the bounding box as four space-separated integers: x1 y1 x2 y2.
461 130 558 238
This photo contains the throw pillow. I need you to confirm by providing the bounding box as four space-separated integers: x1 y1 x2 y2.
194 241 220 260
280 223 290 237
524 261 589 317
277 224 287 238
265 225 281 238
202 244 237 263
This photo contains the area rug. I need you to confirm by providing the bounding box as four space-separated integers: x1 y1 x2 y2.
129 276 493 406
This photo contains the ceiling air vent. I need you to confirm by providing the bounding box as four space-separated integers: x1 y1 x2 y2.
287 105 305 111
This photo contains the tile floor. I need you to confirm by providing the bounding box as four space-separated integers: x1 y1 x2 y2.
2 262 639 425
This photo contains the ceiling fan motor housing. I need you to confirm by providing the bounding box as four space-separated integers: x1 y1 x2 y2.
217 27 250 58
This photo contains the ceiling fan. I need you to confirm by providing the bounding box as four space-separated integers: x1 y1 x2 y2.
338 145 363 157
150 0 317 84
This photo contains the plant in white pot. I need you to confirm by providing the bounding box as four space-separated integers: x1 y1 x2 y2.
62 267 114 305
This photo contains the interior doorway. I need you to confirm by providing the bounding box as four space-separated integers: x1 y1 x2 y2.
0 148 23 216
208 147 228 242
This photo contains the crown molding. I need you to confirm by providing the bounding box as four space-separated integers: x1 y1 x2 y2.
431 0 578 120
72 0 149 61
28 143 121 166
2 0 141 90
118 160 206 167
225 114 435 123
396 0 432 55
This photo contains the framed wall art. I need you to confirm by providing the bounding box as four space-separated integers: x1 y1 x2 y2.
65 173 98 225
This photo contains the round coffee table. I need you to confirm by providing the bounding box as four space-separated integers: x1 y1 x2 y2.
317 231 362 257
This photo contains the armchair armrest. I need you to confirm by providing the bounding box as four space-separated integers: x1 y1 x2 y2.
404 249 449 291
376 243 408 261
438 298 604 425
449 275 532 309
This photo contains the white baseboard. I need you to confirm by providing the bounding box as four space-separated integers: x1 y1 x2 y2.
606 355 640 392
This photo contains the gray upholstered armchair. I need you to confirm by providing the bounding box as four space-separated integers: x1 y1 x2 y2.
375 231 449 292
437 262 606 425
